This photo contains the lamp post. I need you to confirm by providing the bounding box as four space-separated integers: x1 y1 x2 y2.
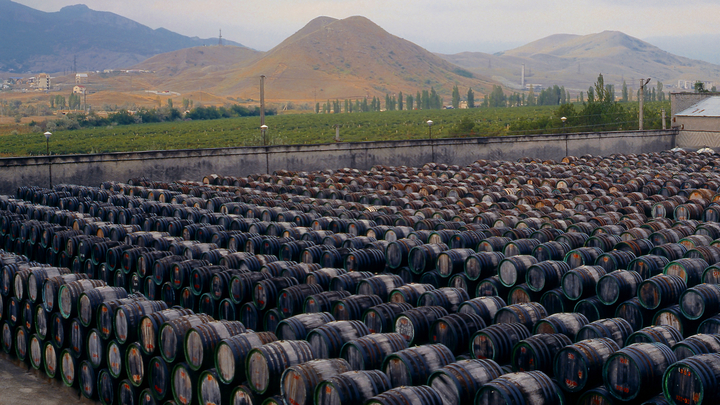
639 78 651 131
44 131 52 188
561 116 567 132
261 125 268 146
427 120 434 163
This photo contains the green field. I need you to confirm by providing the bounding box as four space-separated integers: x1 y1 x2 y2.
0 102 669 157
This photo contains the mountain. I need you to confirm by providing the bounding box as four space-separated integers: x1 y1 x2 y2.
158 16 500 102
439 31 720 92
0 0 246 73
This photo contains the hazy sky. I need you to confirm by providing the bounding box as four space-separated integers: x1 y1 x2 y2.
12 0 720 54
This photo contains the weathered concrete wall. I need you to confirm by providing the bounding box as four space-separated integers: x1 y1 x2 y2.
0 129 676 194
676 130 720 148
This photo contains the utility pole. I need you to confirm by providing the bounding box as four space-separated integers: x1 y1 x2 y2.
260 75 266 126
639 78 650 130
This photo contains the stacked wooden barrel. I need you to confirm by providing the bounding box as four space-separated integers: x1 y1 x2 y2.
4 149 720 404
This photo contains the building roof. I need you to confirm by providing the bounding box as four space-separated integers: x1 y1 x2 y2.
677 96 720 117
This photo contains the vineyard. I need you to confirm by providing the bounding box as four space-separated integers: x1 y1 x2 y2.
0 102 670 157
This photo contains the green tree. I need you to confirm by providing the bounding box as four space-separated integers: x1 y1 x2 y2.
167 99 173 108
315 102 320 114
452 85 460 109
695 81 708 93
467 88 475 108
451 116 476 135
622 81 629 102
406 94 414 110
398 92 404 111
657 81 665 102
416 91 422 110
527 85 536 106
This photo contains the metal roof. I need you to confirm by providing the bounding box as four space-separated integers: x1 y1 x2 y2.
677 96 720 117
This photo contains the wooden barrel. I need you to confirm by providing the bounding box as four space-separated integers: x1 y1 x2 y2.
277 284 324 317
230 272 270 305
253 277 298 311
575 297 619 323
198 368 233 405
553 337 620 393
394 306 448 345
503 238 541 257
60 347 79 387
126 342 149 387
638 274 687 310
305 268 347 290
596 270 643 305
615 297 655 331
330 272 374 293
357 275 405 301
97 369 118 405
315 370 392 405
564 246 603 269
57 279 107 319
539 287 574 315
245 340 315 394
159 314 214 363
382 344 455 387
679 283 720 321
511 333 572 375
561 265 606 300
214 331 278 385
470 322 530 364
673 333 720 360
497 255 538 287
428 359 503 405
114 300 168 344
363 303 413 334
304 291 351 313
333 295 384 321
628 255 669 280
430 313 486 355
531 241 571 262
408 243 449 275
702 265 720 284
280 359 351 405
43 340 58 379
147 356 171 401
650 243 688 261
525 260 571 292
653 305 701 338
138 307 194 356
184 320 247 371
263 309 285 334
26 267 71 303
29 333 43 370
386 239 424 269
86 328 107 369
533 312 589 341
41 273 90 312
344 249 386 273
276 312 334 340
493 302 547 331
626 325 683 347
171 362 200 405
307 320 370 359
97 295 147 340
14 324 29 362
475 371 564 405
418 288 469 313
107 339 127 379
663 353 720 405
68 317 88 358
437 249 476 278
79 360 97 400
698 314 720 334
340 332 408 371
365 386 443 405
602 343 677 401
576 317 634 348
389 283 435 304
463 252 504 281
664 258 710 287
457 296 506 325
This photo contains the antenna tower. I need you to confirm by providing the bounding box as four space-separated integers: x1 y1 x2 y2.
219 30 223 46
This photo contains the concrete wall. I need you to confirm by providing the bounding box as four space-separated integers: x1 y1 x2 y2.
670 92 720 120
0 129 676 195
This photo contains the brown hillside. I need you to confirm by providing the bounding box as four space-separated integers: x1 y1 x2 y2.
205 16 498 102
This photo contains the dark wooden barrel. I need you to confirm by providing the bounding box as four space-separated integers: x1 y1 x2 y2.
553 337 620 393
511 333 572 375
382 343 455 387
531 241 571 262
497 255 538 287
533 312 589 341
137 307 194 356
365 386 443 405
230 272 270 305
626 325 684 347
333 295 384 321
385 239 424 269
42 273 90 312
615 297 655 331
147 356 171 401
357 275 405 301
340 332 408 371
97 295 147 340
408 243 449 275
307 320 370 359
277 284 324 318
114 300 168 344
389 283 435 305
29 333 43 370
638 274 687 310
245 340 315 394
198 368 233 405
304 291 351 313
673 333 720 360
253 277 298 311
628 255 670 279
184 320 247 371
576 317 634 347
315 370 392 405
126 341 150 387
43 340 58 379
602 342 677 402
60 347 79 387
79 360 97 400
662 353 720 405
214 331 278 385
493 302 547 331
418 288 469 313
564 246 603 268
457 296 506 325
26 267 71 303
596 270 643 305
436 249 475 278
171 362 199 405
159 314 214 363
475 370 564 405
430 313 486 355
561 265 606 300
428 359 503 405
394 306 448 345
97 369 118 405
280 359 351 405
464 252 504 282
57 279 107 319
85 328 107 369
330 272 374 293
664 258 710 287
363 303 413 334
306 268 347 290
652 304 701 338
524 260 571 292
679 283 720 321
539 288 575 315
471 322 530 364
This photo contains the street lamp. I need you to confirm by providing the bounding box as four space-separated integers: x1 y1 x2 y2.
561 116 567 132
260 125 268 146
44 131 52 188
426 120 433 139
